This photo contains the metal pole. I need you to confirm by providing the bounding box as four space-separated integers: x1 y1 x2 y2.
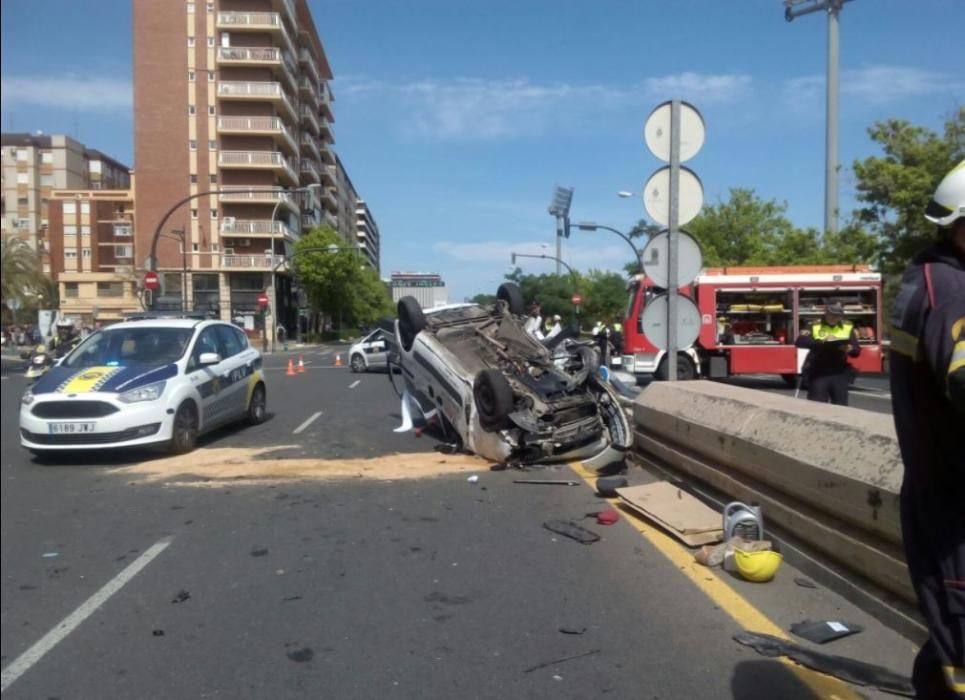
825 1 840 235
555 216 563 276
181 231 187 313
269 197 284 353
666 100 681 381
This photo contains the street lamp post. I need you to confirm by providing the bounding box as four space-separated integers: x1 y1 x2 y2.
575 222 642 274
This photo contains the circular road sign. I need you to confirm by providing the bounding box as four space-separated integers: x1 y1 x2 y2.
6 296 22 311
644 101 706 163
642 166 704 228
144 271 160 290
640 293 701 351
257 292 269 307
641 230 704 288
571 294 583 305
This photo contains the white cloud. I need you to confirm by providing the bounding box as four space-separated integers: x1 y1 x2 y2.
1 75 132 112
783 64 961 109
340 72 752 140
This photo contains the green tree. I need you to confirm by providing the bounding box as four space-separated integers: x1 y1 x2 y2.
1 238 45 321
582 270 628 325
851 108 965 274
468 293 497 305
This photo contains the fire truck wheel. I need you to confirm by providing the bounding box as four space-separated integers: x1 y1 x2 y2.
656 354 695 381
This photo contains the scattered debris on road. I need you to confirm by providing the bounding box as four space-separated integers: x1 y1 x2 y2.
513 479 580 486
617 482 723 546
250 547 269 557
152 629 165 637
523 649 601 674
790 619 863 644
467 475 479 483
543 520 601 545
171 589 191 604
41 552 58 558
794 577 819 589
559 626 587 635
595 509 619 526
285 647 314 663
594 476 627 497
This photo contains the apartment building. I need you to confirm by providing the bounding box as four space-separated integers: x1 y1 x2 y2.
355 199 380 272
1 133 130 272
389 272 448 309
132 0 336 339
47 184 141 322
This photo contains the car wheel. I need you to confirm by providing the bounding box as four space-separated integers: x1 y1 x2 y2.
655 354 696 380
350 354 366 373
398 297 426 352
247 384 267 425
496 282 525 315
473 369 515 431
170 401 199 454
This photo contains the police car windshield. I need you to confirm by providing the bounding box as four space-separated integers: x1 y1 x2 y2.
62 327 194 368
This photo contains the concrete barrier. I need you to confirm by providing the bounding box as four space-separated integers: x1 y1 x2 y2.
632 381 913 605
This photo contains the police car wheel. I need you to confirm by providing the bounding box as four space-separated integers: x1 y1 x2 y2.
350 354 366 373
247 384 267 425
170 401 198 454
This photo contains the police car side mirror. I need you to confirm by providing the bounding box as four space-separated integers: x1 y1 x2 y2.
199 352 221 366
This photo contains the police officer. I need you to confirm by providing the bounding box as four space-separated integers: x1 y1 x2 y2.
794 301 861 405
890 161 965 699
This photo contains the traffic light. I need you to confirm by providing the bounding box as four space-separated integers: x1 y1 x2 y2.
563 217 571 239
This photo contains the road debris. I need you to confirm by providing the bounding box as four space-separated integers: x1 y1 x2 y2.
250 547 269 557
595 476 627 498
794 577 818 589
467 475 479 483
523 649 601 673
286 647 314 663
152 629 165 637
559 626 587 635
513 479 579 486
543 520 601 545
171 589 191 604
595 509 619 525
790 619 863 644
617 482 723 546
41 552 59 558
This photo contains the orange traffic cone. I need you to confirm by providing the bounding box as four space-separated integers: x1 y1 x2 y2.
334 353 343 367
286 359 296 376
297 355 306 373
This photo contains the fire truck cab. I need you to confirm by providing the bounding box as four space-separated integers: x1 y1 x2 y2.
621 265 885 382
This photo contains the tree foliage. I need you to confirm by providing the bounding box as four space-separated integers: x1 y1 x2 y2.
499 267 627 327
293 226 392 328
1 237 45 313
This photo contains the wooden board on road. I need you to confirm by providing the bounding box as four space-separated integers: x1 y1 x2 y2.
616 482 723 546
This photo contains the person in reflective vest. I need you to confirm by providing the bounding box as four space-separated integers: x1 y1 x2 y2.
794 301 861 405
890 161 965 700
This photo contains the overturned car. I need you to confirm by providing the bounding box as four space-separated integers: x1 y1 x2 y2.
390 283 631 471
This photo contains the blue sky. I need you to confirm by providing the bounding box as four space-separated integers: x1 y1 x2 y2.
2 0 962 301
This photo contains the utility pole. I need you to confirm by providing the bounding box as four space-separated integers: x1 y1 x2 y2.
547 186 574 276
785 0 853 235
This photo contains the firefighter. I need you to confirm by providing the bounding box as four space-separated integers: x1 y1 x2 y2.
890 161 965 700
794 301 861 405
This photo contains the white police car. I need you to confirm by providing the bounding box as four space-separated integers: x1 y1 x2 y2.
20 318 267 456
348 328 393 373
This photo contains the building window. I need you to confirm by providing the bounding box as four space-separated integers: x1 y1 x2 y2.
188 70 195 81
114 245 133 258
208 140 216 150
188 105 196 115
17 197 28 207
40 174 54 186
191 209 199 220
65 250 78 259
189 140 197 150
16 172 29 184
16 149 27 162
208 106 216 116
64 282 79 298
186 2 194 12
206 2 213 12
207 37 215 47
211 209 218 219
63 201 76 215
41 152 53 164
190 174 198 184
97 282 124 298
192 243 200 252
207 71 215 82
89 160 102 174
80 202 90 214
81 225 91 235
187 36 195 47
64 225 77 235
209 174 217 184
82 248 92 258
16 218 31 230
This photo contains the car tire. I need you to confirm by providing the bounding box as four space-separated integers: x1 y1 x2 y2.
170 401 199 454
246 384 267 425
398 297 426 352
473 369 515 431
350 354 366 373
496 282 525 315
655 354 696 381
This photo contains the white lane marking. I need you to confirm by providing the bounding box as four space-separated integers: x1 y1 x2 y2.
0 536 173 693
293 411 322 434
349 380 360 389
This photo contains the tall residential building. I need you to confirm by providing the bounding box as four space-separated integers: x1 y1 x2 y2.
355 199 380 272
132 0 336 339
390 272 448 309
1 133 130 272
47 182 141 322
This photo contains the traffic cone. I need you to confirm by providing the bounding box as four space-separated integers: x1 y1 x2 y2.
286 359 296 376
334 353 343 367
297 355 306 373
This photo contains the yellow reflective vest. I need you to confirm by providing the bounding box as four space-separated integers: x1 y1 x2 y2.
810 321 853 341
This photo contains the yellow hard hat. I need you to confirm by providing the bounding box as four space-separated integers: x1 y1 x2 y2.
734 549 783 582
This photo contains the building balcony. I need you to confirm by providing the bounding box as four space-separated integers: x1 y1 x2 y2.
221 219 295 240
218 150 298 186
321 187 338 213
300 159 320 184
218 116 297 154
300 134 321 161
319 142 336 165
298 77 320 106
319 119 335 145
217 47 295 89
319 83 335 121
321 163 337 187
299 105 319 135
217 81 295 121
216 12 295 54
273 0 296 25
298 48 321 83
222 253 286 271
323 211 339 230
219 186 297 211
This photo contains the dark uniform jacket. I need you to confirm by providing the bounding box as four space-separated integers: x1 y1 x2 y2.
889 240 965 675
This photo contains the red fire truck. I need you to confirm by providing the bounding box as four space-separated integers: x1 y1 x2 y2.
620 265 886 382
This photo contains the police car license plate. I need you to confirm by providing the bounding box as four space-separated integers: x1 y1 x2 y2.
48 422 96 434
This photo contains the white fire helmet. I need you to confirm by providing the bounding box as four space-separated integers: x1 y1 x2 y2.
924 160 965 227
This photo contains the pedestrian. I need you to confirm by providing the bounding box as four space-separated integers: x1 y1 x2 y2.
545 314 562 340
793 301 860 405
524 302 543 340
889 161 964 700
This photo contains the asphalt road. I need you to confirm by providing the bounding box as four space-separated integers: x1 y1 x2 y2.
1 348 914 699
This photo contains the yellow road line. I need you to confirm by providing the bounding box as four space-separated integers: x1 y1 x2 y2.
570 463 861 700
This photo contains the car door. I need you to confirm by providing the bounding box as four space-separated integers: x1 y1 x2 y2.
367 330 390 369
186 327 232 430
213 324 250 418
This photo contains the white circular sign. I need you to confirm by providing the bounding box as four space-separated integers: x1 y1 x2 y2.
641 231 704 288
642 166 704 227
640 293 701 351
644 101 706 163
6 296 22 311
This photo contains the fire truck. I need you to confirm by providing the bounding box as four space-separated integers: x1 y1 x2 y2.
620 265 886 382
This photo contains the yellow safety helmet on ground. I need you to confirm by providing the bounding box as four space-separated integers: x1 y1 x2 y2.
734 549 783 583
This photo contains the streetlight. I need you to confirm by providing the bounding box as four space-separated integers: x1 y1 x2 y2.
269 183 321 353
616 191 634 199
575 222 642 273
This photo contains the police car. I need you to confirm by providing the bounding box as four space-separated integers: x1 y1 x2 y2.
348 328 393 373
20 317 267 456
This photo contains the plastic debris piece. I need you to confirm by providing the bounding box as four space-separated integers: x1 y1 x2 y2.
467 475 479 483
790 619 863 644
42 552 59 558
595 476 628 497
523 649 601 673
152 629 165 637
794 577 818 589
543 520 601 545
171 589 191 604
513 479 579 486
559 626 587 635
596 510 619 526
250 547 268 557
732 631 912 696
286 647 314 663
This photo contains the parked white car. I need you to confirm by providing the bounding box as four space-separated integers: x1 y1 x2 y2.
391 284 631 471
20 317 267 456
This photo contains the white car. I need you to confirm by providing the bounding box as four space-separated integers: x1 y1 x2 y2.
348 328 394 373
20 318 267 456
392 284 632 471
